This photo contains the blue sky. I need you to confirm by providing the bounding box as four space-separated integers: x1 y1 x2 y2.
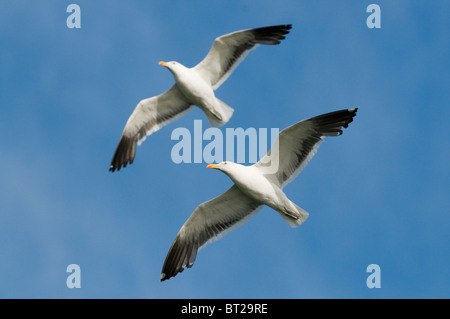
0 1 449 298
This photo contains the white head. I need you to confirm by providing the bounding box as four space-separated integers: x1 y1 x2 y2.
207 161 244 176
207 161 260 188
159 61 186 75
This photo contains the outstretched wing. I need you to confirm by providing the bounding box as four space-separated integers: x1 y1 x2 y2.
161 185 262 281
109 85 192 172
256 108 358 187
194 24 292 90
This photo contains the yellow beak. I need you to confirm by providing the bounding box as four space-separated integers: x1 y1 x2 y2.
159 61 168 67
207 164 220 169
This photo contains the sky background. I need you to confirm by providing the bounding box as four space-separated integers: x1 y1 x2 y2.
0 1 449 299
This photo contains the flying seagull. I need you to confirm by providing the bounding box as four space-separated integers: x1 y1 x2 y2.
109 24 292 172
160 108 358 281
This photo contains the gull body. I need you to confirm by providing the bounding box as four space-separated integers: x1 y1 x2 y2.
159 61 229 125
209 162 305 222
161 108 358 281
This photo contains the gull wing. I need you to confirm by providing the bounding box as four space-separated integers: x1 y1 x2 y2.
255 108 358 188
109 85 192 172
194 24 292 90
161 185 262 281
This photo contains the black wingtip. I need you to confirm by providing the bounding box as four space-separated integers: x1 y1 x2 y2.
160 268 185 282
253 24 293 45
109 135 136 172
310 108 358 137
161 235 198 282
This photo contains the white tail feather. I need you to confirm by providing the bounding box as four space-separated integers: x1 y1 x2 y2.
203 98 234 127
278 203 309 228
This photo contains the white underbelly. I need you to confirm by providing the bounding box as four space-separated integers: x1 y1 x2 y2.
176 72 215 107
234 173 281 207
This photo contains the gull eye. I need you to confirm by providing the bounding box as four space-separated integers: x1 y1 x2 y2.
223 162 227 165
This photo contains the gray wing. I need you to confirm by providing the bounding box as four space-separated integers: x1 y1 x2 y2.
161 185 262 281
193 24 292 90
109 85 192 172
255 108 358 188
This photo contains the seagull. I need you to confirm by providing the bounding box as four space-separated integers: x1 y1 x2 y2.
109 24 292 172
160 108 358 281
